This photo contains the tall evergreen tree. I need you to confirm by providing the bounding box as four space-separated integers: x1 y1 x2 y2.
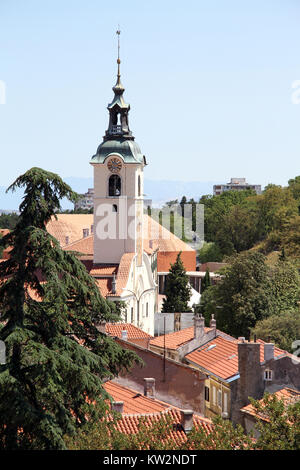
0 168 139 450
162 252 192 313
201 268 211 294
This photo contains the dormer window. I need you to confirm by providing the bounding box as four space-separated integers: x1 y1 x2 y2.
109 175 121 196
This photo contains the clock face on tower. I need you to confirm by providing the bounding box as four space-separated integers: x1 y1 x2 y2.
107 157 122 173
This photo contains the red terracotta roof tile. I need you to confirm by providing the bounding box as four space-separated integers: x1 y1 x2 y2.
90 265 118 276
46 214 93 246
63 235 93 255
150 326 212 351
103 381 168 414
241 387 300 421
91 253 134 297
103 380 213 443
105 323 153 340
0 229 10 237
143 214 194 253
186 337 289 380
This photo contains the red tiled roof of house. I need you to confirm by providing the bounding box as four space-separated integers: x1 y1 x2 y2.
150 326 212 351
94 278 113 298
185 336 288 380
103 381 168 414
63 234 94 255
105 323 153 340
0 229 10 237
0 230 13 260
92 253 135 298
90 265 118 276
103 380 213 442
241 387 300 421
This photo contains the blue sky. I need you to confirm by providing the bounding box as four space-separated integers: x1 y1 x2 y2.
0 0 300 193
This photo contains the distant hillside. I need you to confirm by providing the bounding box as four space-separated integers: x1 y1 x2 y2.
0 177 216 211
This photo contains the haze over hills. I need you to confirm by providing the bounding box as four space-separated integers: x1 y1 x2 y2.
0 177 220 211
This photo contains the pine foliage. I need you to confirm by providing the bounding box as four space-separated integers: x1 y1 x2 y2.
0 168 139 449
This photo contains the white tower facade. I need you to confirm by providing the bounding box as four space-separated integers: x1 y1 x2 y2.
90 44 147 266
89 35 157 335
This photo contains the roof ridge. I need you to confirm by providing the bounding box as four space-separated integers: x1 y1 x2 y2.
62 233 94 248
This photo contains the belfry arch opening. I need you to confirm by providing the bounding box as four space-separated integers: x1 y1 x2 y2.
109 174 121 196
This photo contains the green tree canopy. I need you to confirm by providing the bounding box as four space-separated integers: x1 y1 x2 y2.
0 213 19 230
0 168 139 450
199 252 272 337
288 175 300 204
200 252 300 338
198 242 223 263
268 261 300 315
251 310 300 353
201 268 211 294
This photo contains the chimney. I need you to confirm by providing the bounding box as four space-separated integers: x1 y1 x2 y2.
65 235 69 245
180 410 194 434
83 228 89 238
264 343 274 362
121 328 128 342
144 378 155 398
194 314 205 340
111 401 124 413
238 339 263 406
97 321 106 334
210 314 216 329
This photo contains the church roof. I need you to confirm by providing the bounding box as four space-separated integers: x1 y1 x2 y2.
90 138 144 165
46 214 93 247
47 214 194 255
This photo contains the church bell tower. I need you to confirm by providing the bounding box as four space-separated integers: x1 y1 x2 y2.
90 30 147 265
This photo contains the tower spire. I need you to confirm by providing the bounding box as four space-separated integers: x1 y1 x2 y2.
114 27 123 91
116 26 121 82
104 27 133 141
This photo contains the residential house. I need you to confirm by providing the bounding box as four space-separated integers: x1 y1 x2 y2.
240 387 300 437
103 379 213 444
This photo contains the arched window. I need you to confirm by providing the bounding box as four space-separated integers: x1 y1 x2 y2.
109 175 121 196
138 175 141 197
